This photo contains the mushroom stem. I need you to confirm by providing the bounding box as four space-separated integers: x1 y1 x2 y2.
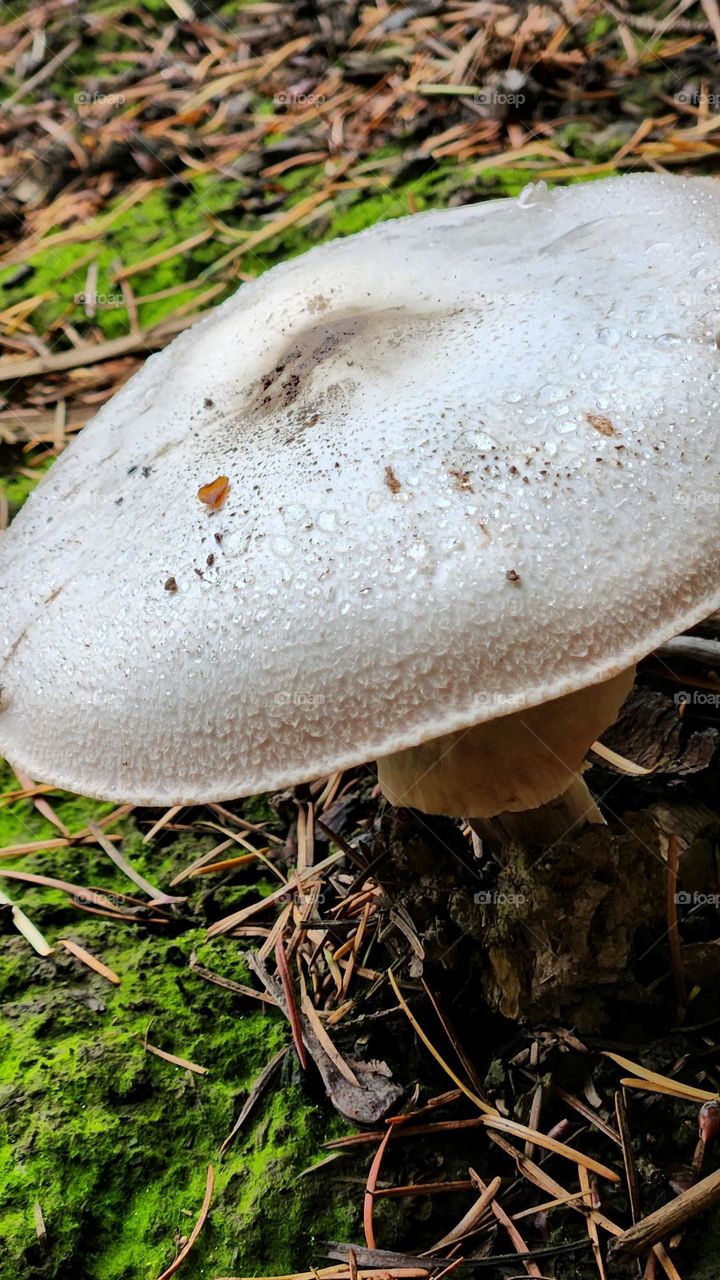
377 666 635 822
467 774 604 849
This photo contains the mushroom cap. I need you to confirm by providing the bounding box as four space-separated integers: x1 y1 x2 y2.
1 173 719 805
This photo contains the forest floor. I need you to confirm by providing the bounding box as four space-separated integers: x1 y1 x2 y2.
2 2 720 1278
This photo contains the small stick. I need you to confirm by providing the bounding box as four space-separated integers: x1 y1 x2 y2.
608 1168 720 1262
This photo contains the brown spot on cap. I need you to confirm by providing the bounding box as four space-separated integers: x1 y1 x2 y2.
586 412 619 439
449 468 473 492
505 568 521 584
384 465 401 494
164 576 178 592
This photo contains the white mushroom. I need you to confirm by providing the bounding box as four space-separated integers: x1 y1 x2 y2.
1 173 719 833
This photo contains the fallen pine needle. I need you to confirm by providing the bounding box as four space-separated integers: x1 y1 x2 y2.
425 1174 500 1250
189 853 262 876
469 1169 543 1277
604 1052 719 1102
364 1127 394 1249
0 889 53 956
88 821 182 905
388 970 496 1115
143 806 183 843
480 1115 620 1182
156 1164 214 1280
142 1038 208 1075
324 1118 485 1149
213 1271 426 1280
579 1165 607 1280
653 1242 683 1280
589 742 654 775
0 833 123 859
275 938 308 1070
620 1077 720 1102
59 938 121 984
220 1046 288 1158
299 970 359 1087
13 766 70 836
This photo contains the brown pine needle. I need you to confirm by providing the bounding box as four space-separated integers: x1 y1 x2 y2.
275 938 308 1071
364 1127 394 1250
424 1175 500 1251
0 833 123 859
480 1116 620 1182
615 1090 642 1224
579 1166 608 1280
13 767 70 836
156 1164 214 1280
469 1169 543 1278
170 840 235 886
299 972 359 1086
213 1270 425 1280
87 821 182 905
374 1181 474 1199
207 852 342 937
388 970 496 1114
141 1039 208 1075
143 806 183 843
189 853 263 877
325 1118 485 1150
59 938 121 984
653 1243 684 1280
604 1052 719 1103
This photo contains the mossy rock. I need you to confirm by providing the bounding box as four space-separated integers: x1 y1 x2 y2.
0 770 359 1278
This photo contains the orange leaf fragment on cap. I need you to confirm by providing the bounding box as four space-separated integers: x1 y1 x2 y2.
197 475 229 510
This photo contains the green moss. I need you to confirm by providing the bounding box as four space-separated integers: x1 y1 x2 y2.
0 766 358 1277
0 462 51 521
0 175 247 339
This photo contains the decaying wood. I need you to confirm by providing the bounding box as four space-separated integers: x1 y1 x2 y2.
608 1168 720 1262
